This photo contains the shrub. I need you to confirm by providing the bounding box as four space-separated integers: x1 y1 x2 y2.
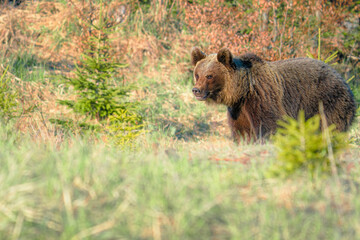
0 66 19 123
107 109 144 146
51 1 144 145
268 111 348 178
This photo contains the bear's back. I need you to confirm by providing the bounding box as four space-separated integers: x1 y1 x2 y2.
268 57 355 126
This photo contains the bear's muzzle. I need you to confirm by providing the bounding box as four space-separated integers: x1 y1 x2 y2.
192 88 209 101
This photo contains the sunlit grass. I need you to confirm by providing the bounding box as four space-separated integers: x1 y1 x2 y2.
0 125 360 239
0 0 359 239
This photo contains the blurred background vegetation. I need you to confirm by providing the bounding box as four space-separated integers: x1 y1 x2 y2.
0 0 359 239
0 0 359 141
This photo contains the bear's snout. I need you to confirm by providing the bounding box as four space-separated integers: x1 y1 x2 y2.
192 87 201 95
192 87 209 101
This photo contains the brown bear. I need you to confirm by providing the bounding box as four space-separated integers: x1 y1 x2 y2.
191 47 356 142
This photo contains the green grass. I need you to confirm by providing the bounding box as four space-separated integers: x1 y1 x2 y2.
1 46 360 240
3 51 47 83
1 2 359 238
135 67 226 141
1 124 360 239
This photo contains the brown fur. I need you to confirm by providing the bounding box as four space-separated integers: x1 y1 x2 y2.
191 47 356 142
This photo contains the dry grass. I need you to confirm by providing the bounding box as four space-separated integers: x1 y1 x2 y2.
0 0 358 145
0 2 359 238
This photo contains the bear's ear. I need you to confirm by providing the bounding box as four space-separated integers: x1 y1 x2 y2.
217 48 234 67
191 47 206 66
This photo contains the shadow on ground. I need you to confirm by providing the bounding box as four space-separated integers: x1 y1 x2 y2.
154 117 226 141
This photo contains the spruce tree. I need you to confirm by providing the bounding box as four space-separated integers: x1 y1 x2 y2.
53 2 143 144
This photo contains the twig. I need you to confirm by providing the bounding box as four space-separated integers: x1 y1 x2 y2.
272 4 278 43
319 102 340 185
38 105 50 136
319 102 344 222
136 0 144 33
11 213 24 240
279 5 288 59
71 220 115 240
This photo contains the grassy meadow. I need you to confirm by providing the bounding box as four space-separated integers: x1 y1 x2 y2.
0 0 360 239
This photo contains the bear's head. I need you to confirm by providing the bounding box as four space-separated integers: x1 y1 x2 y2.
191 47 253 106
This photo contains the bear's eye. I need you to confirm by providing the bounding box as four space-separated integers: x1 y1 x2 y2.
206 75 213 79
195 74 199 80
